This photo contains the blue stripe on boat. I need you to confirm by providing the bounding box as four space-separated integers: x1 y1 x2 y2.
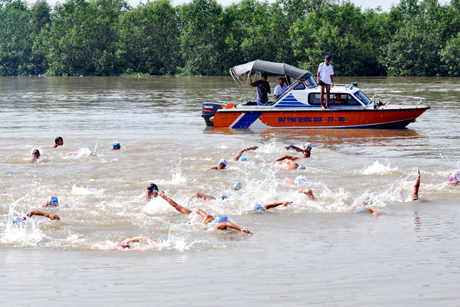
275 93 308 108
232 113 262 129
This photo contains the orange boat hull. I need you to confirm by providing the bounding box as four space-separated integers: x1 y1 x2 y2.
212 107 429 129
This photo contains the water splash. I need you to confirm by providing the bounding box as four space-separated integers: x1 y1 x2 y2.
361 160 399 176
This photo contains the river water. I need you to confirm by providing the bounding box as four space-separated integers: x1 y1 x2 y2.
1 76 459 305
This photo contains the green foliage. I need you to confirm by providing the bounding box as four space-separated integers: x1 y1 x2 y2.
440 34 460 76
43 0 128 76
1 0 460 76
118 0 180 75
0 0 33 75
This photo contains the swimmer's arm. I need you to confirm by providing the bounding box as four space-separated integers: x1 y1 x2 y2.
194 209 211 219
232 146 258 161
210 222 253 234
284 145 303 152
41 201 52 207
26 210 60 220
190 193 216 202
65 152 77 156
298 188 315 200
368 206 379 215
206 166 218 170
263 201 293 210
122 236 156 245
159 191 192 215
274 155 297 162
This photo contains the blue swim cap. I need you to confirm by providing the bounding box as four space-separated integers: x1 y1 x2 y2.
297 165 306 170
249 203 265 212
304 143 312 148
294 176 307 186
12 217 23 225
47 196 59 206
213 215 228 224
112 142 120 148
218 159 227 167
239 157 247 161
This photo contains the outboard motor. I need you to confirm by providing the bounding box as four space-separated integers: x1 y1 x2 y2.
202 103 223 126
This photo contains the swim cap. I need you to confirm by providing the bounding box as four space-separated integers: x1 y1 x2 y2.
297 165 306 170
220 195 229 200
232 182 243 191
12 217 23 225
239 157 247 161
294 176 308 186
112 142 120 148
304 143 312 148
213 215 228 224
218 159 227 167
147 183 159 192
47 196 59 206
249 203 265 212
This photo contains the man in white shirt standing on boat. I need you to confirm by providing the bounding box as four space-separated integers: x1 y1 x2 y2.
274 78 287 100
317 55 334 110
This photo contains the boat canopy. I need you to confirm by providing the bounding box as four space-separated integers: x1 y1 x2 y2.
231 60 309 80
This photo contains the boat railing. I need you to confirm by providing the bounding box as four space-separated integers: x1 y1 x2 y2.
370 95 428 108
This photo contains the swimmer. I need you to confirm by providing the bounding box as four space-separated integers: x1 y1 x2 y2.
285 175 308 186
446 170 460 185
347 194 378 215
298 188 315 200
248 201 293 212
207 159 227 170
41 196 59 207
285 143 312 153
273 155 299 170
189 193 216 203
159 191 251 234
113 236 156 251
25 149 41 163
105 142 121 152
141 183 159 202
411 168 421 201
232 146 258 161
190 182 243 202
12 210 61 224
53 136 64 148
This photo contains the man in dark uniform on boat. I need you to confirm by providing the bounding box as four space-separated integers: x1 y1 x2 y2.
317 55 334 110
248 72 271 106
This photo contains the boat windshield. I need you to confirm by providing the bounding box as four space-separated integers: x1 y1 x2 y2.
305 75 317 88
355 91 371 105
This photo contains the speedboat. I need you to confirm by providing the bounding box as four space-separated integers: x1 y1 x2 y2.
201 60 429 129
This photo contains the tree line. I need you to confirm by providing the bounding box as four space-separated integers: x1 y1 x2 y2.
1 0 460 77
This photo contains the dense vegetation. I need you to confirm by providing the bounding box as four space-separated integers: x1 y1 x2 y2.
1 0 460 76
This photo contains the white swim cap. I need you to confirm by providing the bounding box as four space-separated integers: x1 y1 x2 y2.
218 159 227 167
232 182 243 191
304 143 312 148
294 176 308 186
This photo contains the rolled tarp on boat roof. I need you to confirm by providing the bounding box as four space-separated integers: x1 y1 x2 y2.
231 60 310 80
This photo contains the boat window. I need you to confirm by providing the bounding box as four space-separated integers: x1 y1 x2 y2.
304 76 317 88
308 93 363 105
293 82 306 90
354 91 371 105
